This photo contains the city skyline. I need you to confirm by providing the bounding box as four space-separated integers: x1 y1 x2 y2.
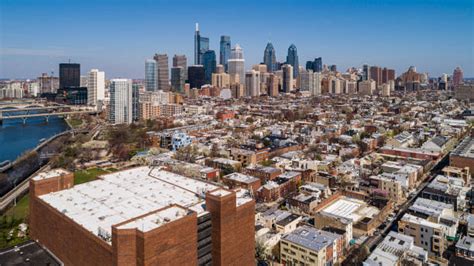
1 0 473 79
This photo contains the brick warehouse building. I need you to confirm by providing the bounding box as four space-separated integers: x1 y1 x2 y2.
29 167 255 266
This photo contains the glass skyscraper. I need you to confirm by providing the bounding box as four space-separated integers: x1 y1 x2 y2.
263 42 276 72
286 44 299 78
202 50 216 84
59 63 80 89
194 23 209 65
228 44 245 84
145 59 157 91
199 37 209 64
220 36 231 71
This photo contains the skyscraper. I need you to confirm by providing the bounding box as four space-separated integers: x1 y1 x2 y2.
286 44 299 78
300 69 313 92
267 74 279 97
219 36 231 71
382 68 396 84
154 54 170 91
109 79 133 124
194 23 200 65
132 84 139 122
173 55 187 80
202 50 216 84
263 42 276 72
369 66 382 87
188 65 205 89
145 59 157 91
228 44 245 85
312 72 322 96
59 63 80 89
245 69 260 97
282 64 293 93
453 66 464 87
314 57 322 72
212 65 230 89
194 23 209 65
171 67 185 93
362 64 370 81
87 69 105 106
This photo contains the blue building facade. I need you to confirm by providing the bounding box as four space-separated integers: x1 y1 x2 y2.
220 36 231 71
286 44 299 78
264 42 276 72
171 132 192 151
202 50 216 84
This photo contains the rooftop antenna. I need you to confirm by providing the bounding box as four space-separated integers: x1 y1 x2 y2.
68 58 71 63
195 23 199 32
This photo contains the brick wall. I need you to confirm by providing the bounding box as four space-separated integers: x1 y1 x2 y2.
206 189 255 266
29 196 114 266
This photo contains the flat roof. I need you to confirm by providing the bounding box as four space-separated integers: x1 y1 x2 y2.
320 197 366 222
39 167 229 244
32 168 71 181
0 241 62 266
117 206 188 232
223 173 259 184
282 225 340 252
451 137 474 159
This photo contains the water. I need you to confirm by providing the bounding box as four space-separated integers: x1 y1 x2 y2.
0 116 69 162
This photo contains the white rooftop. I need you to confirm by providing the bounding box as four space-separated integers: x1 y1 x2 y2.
32 168 71 181
117 206 188 232
39 167 222 244
320 197 367 222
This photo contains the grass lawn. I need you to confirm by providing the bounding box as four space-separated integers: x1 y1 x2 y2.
74 167 117 185
66 118 83 129
74 168 108 184
0 195 30 248
4 195 29 221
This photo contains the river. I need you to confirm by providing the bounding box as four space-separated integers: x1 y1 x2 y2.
0 116 69 163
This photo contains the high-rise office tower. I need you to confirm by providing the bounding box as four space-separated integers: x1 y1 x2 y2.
369 66 382 87
212 65 230 89
362 64 370 81
329 65 337 72
154 54 170 91
228 44 245 85
188 65 205 89
219 36 231 71
312 72 322 96
202 50 216 84
381 68 396 84
59 63 80 89
194 23 209 65
194 23 200 64
245 70 260 97
314 57 322 72
267 74 279 97
300 70 313 92
171 67 185 93
453 66 464 87
109 79 133 124
145 59 157 91
132 84 140 122
173 55 187 80
87 69 105 106
263 42 276 72
282 64 293 93
286 44 299 78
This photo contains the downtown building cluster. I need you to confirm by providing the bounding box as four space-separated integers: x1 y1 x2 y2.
2 24 474 266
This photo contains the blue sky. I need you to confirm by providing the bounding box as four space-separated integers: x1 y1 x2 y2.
1 0 473 79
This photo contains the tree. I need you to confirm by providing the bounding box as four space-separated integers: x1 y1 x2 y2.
209 143 220 158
